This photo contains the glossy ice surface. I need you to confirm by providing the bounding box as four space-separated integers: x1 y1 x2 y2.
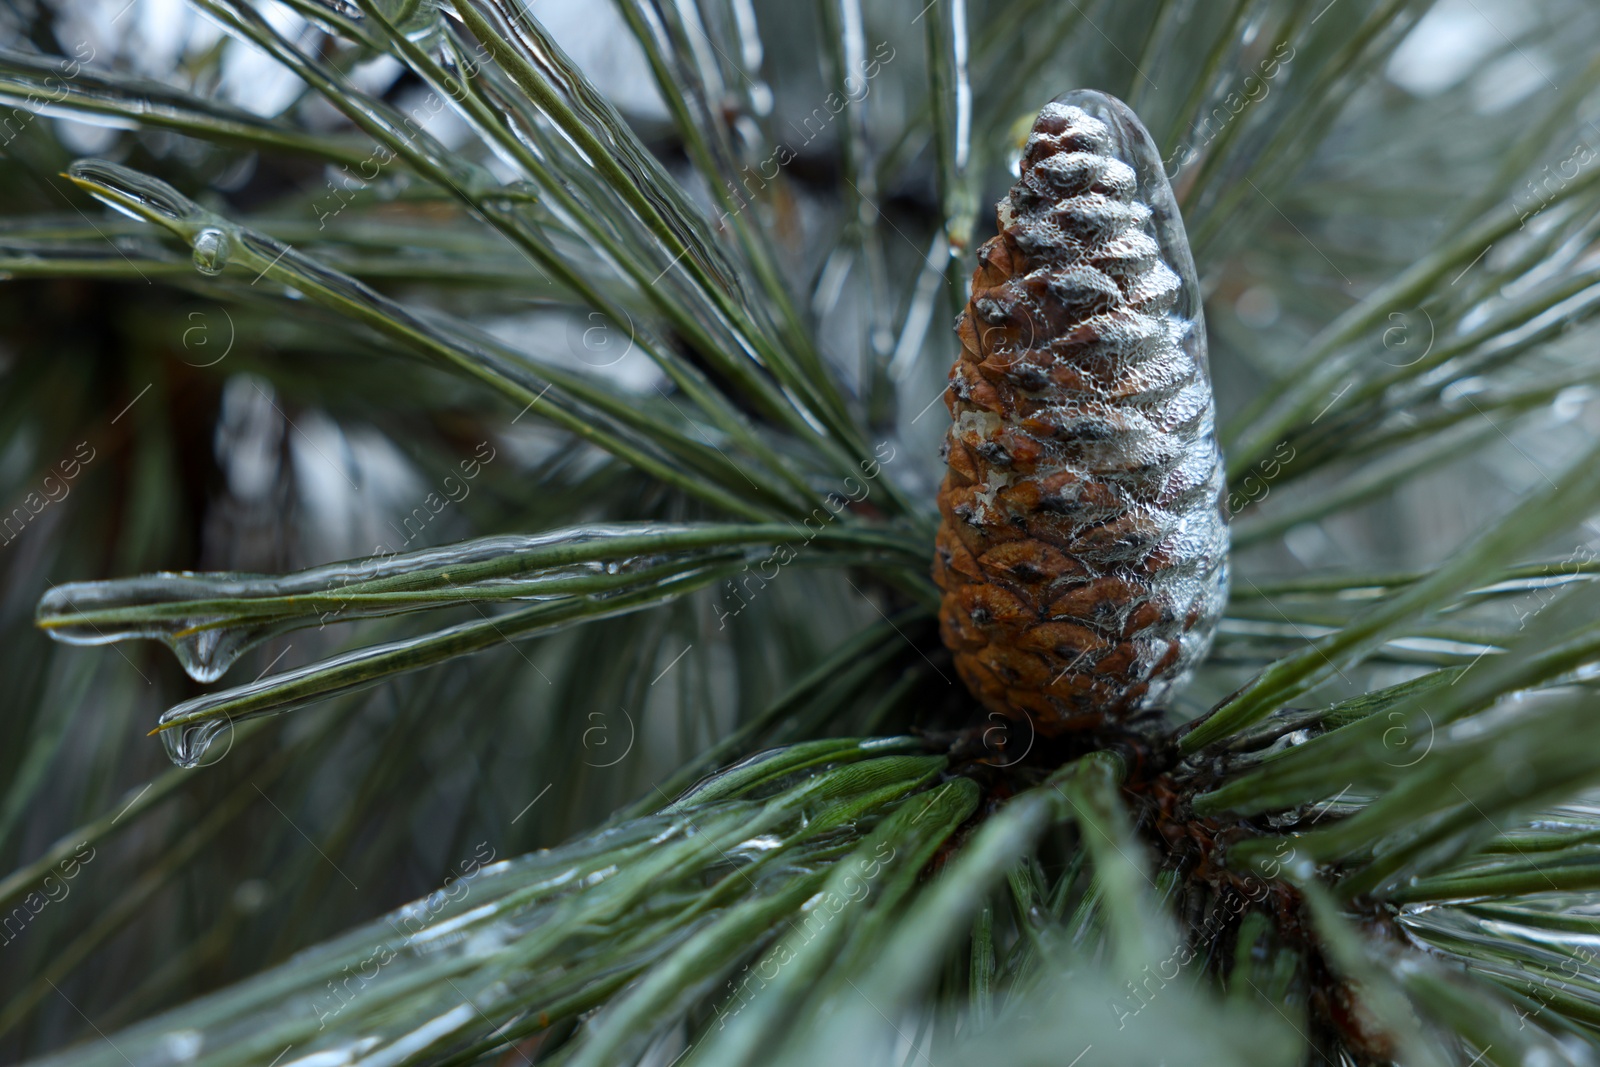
934 90 1229 731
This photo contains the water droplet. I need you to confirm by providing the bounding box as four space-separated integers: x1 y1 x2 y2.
191 228 230 276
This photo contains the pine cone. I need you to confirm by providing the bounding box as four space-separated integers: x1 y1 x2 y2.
934 90 1229 734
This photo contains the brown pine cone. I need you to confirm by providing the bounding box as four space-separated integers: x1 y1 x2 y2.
934 90 1229 734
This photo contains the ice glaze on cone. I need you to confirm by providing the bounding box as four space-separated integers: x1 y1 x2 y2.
933 91 1229 734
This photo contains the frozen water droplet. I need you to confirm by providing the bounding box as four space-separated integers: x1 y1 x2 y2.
36 578 271 682
159 717 231 769
169 626 261 684
69 160 208 226
309 0 362 17
191 228 230 276
39 525 742 762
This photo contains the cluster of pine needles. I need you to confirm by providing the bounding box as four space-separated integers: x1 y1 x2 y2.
6 0 1600 1063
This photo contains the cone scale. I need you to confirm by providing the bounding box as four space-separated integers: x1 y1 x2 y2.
934 91 1229 733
